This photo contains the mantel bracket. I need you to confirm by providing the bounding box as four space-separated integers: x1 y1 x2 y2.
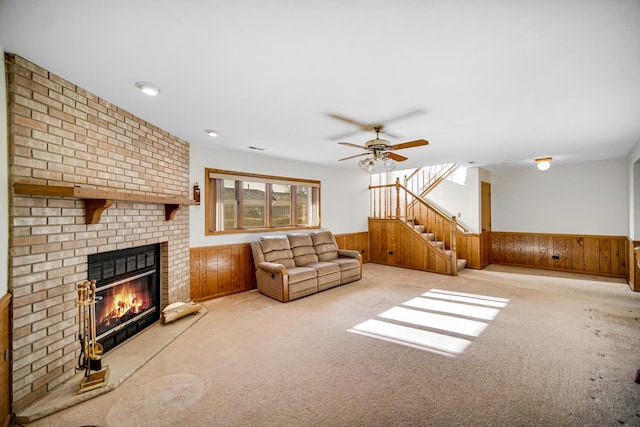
165 204 181 221
85 199 114 224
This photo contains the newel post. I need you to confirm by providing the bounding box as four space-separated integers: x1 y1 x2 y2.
451 216 458 276
395 177 401 219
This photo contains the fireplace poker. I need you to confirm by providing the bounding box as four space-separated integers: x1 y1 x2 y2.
75 280 103 375
74 279 110 394
75 281 90 374
88 280 103 370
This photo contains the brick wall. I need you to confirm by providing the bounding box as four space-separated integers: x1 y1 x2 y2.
6 54 191 411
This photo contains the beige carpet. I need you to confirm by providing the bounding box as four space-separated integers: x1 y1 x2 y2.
23 264 640 426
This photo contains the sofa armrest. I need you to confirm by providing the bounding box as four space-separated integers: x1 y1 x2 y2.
255 263 290 302
257 261 288 274
337 249 361 260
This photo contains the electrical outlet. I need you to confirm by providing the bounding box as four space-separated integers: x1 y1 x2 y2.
457 212 462 218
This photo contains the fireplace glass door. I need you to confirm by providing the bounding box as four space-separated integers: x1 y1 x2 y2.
88 244 160 353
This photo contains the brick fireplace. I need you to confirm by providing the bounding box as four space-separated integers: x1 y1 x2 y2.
6 54 192 412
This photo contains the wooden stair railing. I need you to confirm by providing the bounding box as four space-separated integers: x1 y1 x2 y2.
404 163 458 197
369 178 467 275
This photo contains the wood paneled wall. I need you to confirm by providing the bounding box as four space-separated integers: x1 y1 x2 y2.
190 231 369 301
491 232 627 278
190 244 256 301
369 219 452 274
334 231 370 263
456 231 483 269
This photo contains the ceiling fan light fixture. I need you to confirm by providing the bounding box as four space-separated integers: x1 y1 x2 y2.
359 158 374 172
535 157 552 171
383 157 396 171
134 81 160 96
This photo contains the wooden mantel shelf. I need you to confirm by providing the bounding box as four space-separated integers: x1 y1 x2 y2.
14 184 197 224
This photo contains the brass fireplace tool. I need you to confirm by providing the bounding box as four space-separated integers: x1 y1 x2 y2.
75 279 110 394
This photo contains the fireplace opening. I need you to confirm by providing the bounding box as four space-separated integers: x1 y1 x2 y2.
88 244 161 353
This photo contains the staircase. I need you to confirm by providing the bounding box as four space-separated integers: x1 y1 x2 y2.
368 164 467 275
408 219 467 272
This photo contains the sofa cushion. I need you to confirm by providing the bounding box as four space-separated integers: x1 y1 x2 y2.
286 266 318 284
260 236 295 269
288 234 320 266
304 261 340 275
311 231 338 261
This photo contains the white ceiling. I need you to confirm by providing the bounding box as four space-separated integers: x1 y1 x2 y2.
1 0 640 172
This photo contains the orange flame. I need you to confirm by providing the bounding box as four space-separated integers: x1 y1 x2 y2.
100 282 147 324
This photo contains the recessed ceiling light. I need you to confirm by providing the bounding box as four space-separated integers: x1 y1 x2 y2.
135 81 160 96
205 129 218 137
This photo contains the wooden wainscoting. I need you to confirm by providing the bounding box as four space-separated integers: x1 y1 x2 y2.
369 219 453 274
1 293 11 427
456 231 482 269
491 232 627 278
190 231 370 301
190 244 257 301
334 231 370 263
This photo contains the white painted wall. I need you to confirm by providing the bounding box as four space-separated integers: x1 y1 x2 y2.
491 158 628 235
1 43 8 296
425 166 481 233
189 144 370 247
626 138 640 239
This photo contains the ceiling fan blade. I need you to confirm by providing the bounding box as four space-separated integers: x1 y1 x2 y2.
386 152 408 162
390 139 429 150
380 130 400 139
338 152 369 161
329 113 367 126
384 109 424 124
338 142 367 150
329 113 381 130
330 129 362 140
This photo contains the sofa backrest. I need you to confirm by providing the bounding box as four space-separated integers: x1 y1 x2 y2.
258 236 296 269
288 234 319 266
311 231 338 261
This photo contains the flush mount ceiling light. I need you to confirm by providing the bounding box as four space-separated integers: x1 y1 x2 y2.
205 129 218 137
535 157 552 171
134 81 160 96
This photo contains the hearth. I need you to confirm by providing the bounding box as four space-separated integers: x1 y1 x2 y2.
87 244 161 353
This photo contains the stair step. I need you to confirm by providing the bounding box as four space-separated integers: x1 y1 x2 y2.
457 258 467 271
429 240 445 250
413 225 425 233
420 232 435 241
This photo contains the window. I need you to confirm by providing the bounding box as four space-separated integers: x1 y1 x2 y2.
206 168 320 234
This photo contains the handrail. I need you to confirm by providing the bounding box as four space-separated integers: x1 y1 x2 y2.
368 166 467 276
404 167 422 183
368 181 470 233
403 163 458 197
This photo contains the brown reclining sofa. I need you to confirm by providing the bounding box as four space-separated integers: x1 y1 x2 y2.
250 230 362 302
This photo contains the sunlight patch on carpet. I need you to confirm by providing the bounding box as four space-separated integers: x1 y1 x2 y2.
403 297 500 321
380 306 488 337
349 288 510 357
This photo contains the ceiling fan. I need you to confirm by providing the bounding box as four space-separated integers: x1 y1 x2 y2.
328 109 424 140
338 126 429 171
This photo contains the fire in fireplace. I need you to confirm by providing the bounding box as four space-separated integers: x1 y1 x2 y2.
88 244 161 353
